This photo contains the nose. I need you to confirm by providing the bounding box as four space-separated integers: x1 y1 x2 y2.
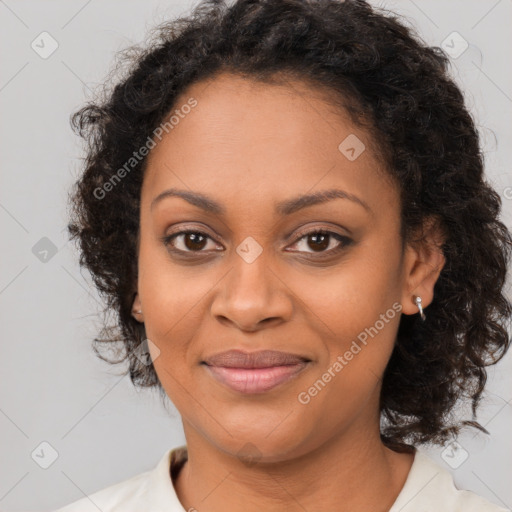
210 249 293 332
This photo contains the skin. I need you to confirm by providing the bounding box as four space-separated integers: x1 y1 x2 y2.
131 72 446 511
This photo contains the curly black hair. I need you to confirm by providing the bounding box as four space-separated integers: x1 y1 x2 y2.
67 0 512 450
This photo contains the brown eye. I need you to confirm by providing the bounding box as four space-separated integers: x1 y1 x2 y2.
162 231 219 253
287 229 352 256
182 232 208 251
305 232 330 252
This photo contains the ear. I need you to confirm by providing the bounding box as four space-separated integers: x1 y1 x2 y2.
400 215 446 317
131 292 144 322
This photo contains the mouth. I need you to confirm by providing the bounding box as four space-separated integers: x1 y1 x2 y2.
201 349 311 394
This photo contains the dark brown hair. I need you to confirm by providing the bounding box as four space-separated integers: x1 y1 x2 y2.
67 0 512 449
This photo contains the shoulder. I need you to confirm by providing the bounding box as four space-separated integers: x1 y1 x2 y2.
390 449 510 512
54 445 188 512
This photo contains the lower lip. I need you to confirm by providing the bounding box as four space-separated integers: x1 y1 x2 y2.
203 363 309 394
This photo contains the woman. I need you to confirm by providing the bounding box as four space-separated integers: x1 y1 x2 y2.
56 0 512 510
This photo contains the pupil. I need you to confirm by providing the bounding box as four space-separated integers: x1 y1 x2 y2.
309 233 329 252
185 232 206 251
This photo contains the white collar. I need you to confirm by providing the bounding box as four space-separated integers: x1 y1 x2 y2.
57 444 507 511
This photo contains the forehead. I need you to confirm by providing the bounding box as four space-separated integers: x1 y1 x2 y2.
142 72 396 215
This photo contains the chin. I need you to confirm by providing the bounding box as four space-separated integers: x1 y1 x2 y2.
208 424 312 465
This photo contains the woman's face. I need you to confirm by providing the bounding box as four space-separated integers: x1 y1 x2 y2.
134 72 439 462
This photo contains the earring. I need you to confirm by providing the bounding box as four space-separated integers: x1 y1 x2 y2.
414 296 426 321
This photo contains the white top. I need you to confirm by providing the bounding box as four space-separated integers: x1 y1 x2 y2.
54 445 509 512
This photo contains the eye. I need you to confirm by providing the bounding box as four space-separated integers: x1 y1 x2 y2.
161 230 221 254
286 229 353 256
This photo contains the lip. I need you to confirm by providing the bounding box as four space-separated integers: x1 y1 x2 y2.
201 349 311 394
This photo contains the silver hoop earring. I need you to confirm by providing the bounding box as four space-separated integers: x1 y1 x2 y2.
414 296 426 321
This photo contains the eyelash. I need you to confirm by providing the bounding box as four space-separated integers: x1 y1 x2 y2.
160 227 353 259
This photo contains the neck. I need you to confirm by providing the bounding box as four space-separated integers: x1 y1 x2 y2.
174 418 414 512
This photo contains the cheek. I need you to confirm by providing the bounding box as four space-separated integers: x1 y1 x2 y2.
291 250 400 341
137 243 208 395
294 302 399 441
138 235 207 338
291 250 401 390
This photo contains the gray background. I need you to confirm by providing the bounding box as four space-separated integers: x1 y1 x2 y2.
0 0 511 510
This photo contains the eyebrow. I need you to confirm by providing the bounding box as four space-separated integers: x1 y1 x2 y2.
150 187 372 216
